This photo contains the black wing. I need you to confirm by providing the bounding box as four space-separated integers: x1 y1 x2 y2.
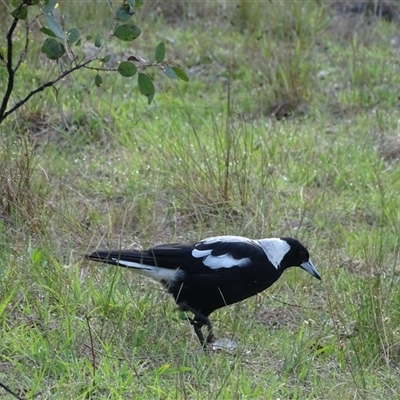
151 236 267 272
86 236 265 272
86 243 209 272
193 236 261 259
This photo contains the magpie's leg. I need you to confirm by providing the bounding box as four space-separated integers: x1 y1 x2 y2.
203 317 214 343
189 318 206 347
180 304 215 346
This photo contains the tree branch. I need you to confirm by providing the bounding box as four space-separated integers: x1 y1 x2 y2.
0 16 119 125
0 16 19 122
0 57 94 123
82 62 159 73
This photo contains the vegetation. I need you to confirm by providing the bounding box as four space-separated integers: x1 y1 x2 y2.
1 0 400 398
0 0 188 124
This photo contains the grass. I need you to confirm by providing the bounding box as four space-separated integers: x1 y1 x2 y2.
1 0 400 398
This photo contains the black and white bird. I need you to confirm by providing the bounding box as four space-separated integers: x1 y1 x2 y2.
86 235 320 347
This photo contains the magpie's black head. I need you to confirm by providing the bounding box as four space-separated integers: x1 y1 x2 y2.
281 237 321 280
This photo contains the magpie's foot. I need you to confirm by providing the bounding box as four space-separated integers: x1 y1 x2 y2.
180 304 215 347
188 317 215 348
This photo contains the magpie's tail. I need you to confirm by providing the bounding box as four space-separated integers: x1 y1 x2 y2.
85 250 183 284
85 250 152 268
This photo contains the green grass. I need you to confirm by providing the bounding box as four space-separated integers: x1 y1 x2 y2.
1 1 400 398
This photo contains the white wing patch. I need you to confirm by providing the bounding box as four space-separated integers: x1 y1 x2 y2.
201 235 255 245
191 248 251 269
112 258 184 283
257 238 290 270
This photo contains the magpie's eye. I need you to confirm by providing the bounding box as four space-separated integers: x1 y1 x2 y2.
300 250 308 261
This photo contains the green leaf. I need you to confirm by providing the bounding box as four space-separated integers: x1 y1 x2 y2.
147 92 154 104
163 66 178 79
43 0 57 14
44 13 66 39
75 38 81 46
135 0 143 8
116 4 134 22
172 66 189 82
114 25 141 41
117 61 137 77
41 38 65 60
127 0 136 6
31 248 43 264
67 28 80 44
102 54 112 63
11 6 28 20
0 290 16 318
138 73 154 95
94 33 102 48
95 74 102 87
155 42 166 63
156 363 170 375
138 73 155 104
40 27 57 38
86 35 92 41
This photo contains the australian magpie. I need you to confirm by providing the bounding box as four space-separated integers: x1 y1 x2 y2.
86 235 320 347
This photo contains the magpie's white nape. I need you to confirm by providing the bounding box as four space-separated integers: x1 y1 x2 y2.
86 235 321 347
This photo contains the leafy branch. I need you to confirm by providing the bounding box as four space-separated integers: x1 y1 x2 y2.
0 0 189 125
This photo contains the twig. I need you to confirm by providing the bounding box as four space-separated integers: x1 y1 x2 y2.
0 16 118 125
83 65 119 73
0 382 24 400
0 14 19 122
14 18 30 73
53 85 69 130
2 55 95 124
0 381 41 400
82 61 159 73
85 315 97 388
266 293 320 310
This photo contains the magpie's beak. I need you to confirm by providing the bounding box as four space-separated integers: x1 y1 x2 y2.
300 260 321 280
